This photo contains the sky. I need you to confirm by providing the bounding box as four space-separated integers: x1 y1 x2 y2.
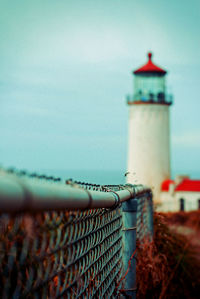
0 0 200 178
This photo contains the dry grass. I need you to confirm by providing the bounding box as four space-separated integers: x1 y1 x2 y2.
136 212 200 299
163 210 200 230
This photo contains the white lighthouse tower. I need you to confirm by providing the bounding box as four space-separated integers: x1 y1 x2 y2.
126 52 172 203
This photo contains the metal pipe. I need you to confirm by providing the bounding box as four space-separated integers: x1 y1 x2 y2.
0 174 25 212
0 172 151 213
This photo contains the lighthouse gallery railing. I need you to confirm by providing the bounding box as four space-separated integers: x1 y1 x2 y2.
0 170 153 298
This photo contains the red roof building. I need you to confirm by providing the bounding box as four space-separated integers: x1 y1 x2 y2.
161 178 200 192
161 179 174 191
134 52 167 75
160 176 200 211
175 179 200 192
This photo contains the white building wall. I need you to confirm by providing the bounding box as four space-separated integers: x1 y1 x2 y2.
127 103 170 203
159 192 176 212
175 192 200 211
159 191 200 211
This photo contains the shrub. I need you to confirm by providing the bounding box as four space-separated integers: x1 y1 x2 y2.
136 212 200 299
163 210 200 230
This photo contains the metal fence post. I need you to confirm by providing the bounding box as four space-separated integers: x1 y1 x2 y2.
142 192 154 241
148 193 154 238
122 198 137 299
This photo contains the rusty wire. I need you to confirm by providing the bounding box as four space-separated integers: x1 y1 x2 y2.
0 207 123 298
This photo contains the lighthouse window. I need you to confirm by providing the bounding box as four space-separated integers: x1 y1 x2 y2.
158 92 165 103
149 92 154 101
180 198 185 211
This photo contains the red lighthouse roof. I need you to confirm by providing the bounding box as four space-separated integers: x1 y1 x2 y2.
134 52 167 75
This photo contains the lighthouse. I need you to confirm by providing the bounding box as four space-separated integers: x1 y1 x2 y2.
126 52 172 203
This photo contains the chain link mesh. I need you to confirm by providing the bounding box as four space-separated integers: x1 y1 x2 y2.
136 193 153 241
0 170 153 298
0 206 123 298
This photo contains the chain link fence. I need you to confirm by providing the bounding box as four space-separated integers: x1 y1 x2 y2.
0 169 153 298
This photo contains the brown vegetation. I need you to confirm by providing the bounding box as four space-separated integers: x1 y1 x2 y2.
136 212 200 299
163 210 200 230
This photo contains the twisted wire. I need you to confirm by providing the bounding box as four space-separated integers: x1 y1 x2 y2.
0 167 153 298
0 206 123 298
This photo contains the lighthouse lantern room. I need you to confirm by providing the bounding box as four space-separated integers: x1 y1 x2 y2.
126 52 173 204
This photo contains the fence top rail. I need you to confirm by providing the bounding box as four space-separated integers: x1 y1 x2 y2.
0 170 152 213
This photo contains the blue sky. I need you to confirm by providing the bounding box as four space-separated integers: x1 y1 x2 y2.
0 0 200 177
